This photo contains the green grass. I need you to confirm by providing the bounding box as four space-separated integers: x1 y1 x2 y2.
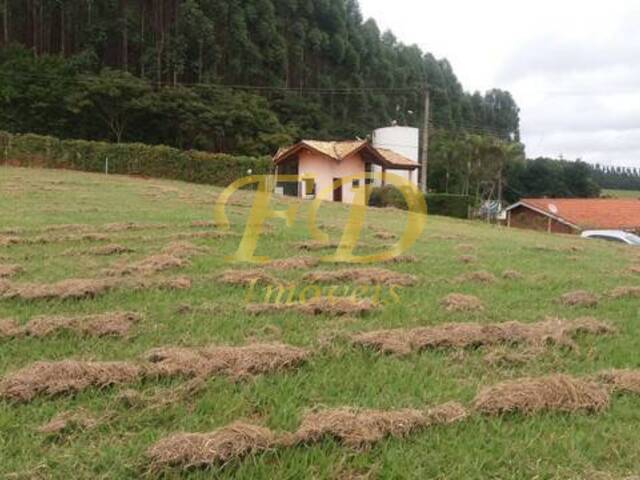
1 166 640 479
602 189 640 198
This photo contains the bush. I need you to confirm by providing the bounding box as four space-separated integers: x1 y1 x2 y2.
0 131 272 186
426 194 472 219
368 185 409 210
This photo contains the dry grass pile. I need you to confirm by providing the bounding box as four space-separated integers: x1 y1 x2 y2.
37 408 98 435
609 286 640 299
379 255 419 264
473 374 609 415
456 244 476 252
630 265 640 274
559 290 599 307
294 240 340 251
104 254 188 277
132 276 192 291
218 269 278 286
0 264 22 278
0 312 141 339
0 234 21 246
266 256 319 270
440 293 484 312
502 270 524 280
161 241 208 259
190 220 217 228
247 297 378 317
457 255 477 264
88 244 134 256
43 223 91 233
144 343 310 380
373 231 397 240
304 268 417 286
290 402 466 448
454 271 497 284
147 422 275 471
351 318 613 355
102 222 168 232
1 278 117 301
0 360 143 402
597 370 640 394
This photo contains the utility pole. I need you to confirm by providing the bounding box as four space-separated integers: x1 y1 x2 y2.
420 84 430 194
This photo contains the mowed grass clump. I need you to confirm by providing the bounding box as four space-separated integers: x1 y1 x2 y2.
351 318 614 355
303 268 417 286
473 374 610 415
3 166 640 479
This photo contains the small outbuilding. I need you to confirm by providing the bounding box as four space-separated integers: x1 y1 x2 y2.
272 140 419 204
505 198 640 234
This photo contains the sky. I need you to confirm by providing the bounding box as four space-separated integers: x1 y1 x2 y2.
358 0 640 168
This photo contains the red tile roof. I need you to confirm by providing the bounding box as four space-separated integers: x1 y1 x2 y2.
517 198 640 230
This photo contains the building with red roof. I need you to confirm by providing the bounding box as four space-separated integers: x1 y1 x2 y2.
505 198 640 234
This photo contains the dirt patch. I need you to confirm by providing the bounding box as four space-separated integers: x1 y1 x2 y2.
218 270 279 286
598 370 640 394
37 408 98 435
609 286 640 299
289 402 466 448
294 240 340 251
473 374 609 415
247 297 378 317
88 244 134 256
454 271 496 284
0 312 141 339
304 268 417 287
144 343 310 380
502 270 524 280
440 293 484 312
351 318 613 355
559 291 599 308
266 256 319 270
147 421 275 471
0 264 22 278
0 360 143 402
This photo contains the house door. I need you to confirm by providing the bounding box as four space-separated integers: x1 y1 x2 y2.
333 178 342 202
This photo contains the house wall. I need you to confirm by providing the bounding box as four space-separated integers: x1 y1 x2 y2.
508 206 577 234
298 150 366 204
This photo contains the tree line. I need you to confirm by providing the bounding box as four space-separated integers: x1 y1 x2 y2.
0 0 520 155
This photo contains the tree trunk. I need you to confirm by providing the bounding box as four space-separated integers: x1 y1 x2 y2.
140 2 145 76
60 2 65 56
198 40 203 83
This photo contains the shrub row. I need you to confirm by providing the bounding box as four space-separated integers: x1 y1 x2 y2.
0 131 272 186
368 185 472 219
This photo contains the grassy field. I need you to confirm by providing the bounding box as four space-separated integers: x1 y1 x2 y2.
602 189 640 198
1 166 640 479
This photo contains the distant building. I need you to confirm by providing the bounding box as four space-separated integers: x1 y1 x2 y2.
272 139 419 204
505 198 640 234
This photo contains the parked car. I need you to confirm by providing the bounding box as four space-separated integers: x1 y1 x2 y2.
580 230 640 245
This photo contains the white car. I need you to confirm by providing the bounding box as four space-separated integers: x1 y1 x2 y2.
581 230 640 245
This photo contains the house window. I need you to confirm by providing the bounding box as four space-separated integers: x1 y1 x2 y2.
352 179 360 189
304 178 316 197
364 163 373 185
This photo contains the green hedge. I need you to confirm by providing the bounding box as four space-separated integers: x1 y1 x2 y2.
368 185 471 219
426 193 472 219
0 131 271 186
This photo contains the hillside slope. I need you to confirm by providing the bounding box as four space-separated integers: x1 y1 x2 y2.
1 166 640 479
